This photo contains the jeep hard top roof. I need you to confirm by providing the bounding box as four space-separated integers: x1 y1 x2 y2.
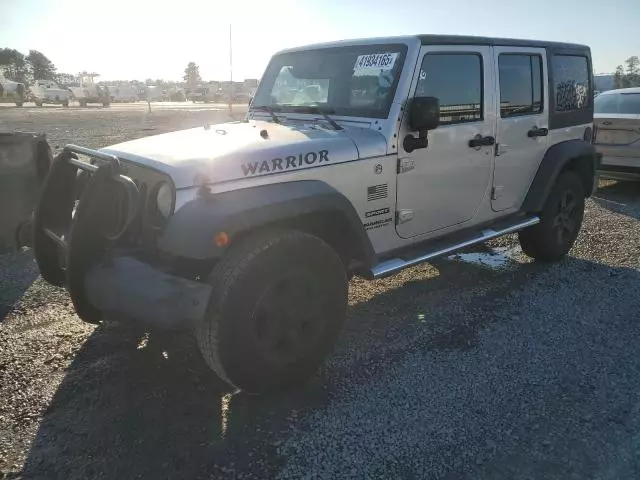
276 34 589 55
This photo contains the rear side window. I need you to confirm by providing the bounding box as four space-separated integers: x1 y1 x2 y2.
552 55 590 112
416 53 483 125
499 54 543 117
595 93 640 114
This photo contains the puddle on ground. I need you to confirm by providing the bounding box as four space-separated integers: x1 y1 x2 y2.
446 246 522 271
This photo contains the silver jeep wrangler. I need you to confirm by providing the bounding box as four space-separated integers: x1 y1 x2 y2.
33 35 600 393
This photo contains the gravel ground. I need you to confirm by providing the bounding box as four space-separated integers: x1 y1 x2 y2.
1 104 640 479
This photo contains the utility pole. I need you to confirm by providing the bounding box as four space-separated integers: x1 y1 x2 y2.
228 23 233 116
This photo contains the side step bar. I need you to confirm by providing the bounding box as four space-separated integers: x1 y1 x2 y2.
369 216 540 279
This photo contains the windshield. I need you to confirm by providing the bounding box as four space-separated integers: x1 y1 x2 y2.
595 93 640 114
252 44 407 119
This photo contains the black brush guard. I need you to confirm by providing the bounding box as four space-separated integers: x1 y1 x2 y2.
33 145 211 329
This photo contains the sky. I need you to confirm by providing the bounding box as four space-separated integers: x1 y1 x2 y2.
1 0 639 82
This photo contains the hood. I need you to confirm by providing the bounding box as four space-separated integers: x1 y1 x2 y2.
101 120 387 188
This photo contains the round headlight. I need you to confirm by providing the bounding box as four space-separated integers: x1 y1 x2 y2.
156 182 173 218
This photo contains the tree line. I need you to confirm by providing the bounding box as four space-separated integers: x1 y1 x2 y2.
613 56 640 89
2 48 205 90
0 48 62 85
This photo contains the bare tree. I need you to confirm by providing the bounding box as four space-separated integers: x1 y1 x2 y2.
613 65 626 89
183 62 202 92
625 56 640 87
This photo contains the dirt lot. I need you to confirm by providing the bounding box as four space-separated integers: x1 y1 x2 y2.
1 104 640 479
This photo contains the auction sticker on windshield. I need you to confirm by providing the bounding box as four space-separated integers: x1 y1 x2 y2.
353 53 398 74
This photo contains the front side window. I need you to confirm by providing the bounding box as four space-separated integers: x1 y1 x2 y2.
552 55 590 112
415 53 483 125
499 54 543 117
252 45 407 118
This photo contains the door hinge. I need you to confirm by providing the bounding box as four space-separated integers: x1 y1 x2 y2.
396 209 415 224
491 186 504 200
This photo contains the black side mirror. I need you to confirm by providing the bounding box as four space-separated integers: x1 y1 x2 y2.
409 96 440 132
404 96 440 153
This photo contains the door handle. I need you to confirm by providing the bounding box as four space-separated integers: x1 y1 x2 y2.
527 127 548 138
468 135 495 148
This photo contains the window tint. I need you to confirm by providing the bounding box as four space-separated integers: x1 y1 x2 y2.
416 53 482 125
552 55 590 112
499 54 543 117
595 93 640 114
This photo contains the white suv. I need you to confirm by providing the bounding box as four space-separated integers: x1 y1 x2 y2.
33 35 600 393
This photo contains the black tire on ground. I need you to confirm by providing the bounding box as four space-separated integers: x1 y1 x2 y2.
62 100 69 107
197 229 348 393
519 171 585 262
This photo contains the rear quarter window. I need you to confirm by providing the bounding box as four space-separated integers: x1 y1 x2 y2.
552 55 590 112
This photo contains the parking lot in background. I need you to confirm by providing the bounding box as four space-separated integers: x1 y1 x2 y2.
1 104 639 479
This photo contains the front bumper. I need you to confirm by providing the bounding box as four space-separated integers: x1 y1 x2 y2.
85 256 211 329
32 145 211 329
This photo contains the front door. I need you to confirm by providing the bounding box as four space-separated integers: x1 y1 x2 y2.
491 47 549 211
396 45 496 238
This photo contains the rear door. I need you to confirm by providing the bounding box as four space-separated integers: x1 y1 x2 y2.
491 47 549 211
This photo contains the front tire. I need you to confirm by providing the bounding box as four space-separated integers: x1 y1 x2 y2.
197 230 348 393
519 171 585 261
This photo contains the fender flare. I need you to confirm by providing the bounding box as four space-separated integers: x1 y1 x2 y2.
158 180 376 266
521 139 599 213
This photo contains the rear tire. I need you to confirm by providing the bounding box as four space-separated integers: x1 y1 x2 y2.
196 230 348 393
519 171 585 261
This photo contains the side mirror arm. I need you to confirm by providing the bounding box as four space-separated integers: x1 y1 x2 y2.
403 128 429 153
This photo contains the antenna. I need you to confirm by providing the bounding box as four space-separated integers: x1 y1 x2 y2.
228 23 233 116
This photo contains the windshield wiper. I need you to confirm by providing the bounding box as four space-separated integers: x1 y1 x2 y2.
292 106 343 130
251 104 281 123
